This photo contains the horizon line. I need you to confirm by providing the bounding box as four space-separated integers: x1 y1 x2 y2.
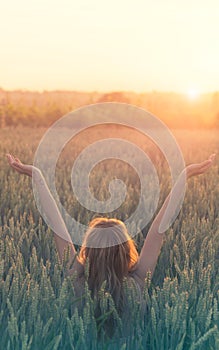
0 87 219 95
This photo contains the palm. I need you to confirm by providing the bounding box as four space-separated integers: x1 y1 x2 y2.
186 154 215 178
6 154 33 177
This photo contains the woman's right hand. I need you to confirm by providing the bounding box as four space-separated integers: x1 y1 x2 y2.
6 154 33 177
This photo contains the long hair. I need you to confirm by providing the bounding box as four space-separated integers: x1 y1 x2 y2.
79 218 139 310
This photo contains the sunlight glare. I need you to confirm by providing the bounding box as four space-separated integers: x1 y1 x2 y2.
187 89 200 100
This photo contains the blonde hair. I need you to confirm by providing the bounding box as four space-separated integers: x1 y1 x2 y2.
79 218 139 307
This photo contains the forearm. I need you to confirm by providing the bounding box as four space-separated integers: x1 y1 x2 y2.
137 169 187 277
32 168 77 259
150 168 187 234
7 153 82 273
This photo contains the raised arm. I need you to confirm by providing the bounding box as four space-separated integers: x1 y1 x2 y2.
6 154 83 275
135 154 215 280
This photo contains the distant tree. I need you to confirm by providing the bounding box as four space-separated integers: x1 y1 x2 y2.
0 98 6 128
97 92 129 104
215 112 219 127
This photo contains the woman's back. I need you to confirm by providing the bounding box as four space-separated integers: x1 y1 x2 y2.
72 268 144 338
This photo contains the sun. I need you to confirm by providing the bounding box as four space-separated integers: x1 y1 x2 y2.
187 89 200 100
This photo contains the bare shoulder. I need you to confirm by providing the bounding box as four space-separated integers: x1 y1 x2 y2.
128 268 145 292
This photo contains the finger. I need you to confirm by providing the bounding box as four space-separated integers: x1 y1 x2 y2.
6 155 24 174
12 163 24 171
197 155 215 168
209 154 216 161
6 153 13 160
198 162 213 173
197 159 211 170
9 156 21 167
6 154 11 163
10 163 21 170
11 165 25 174
14 157 22 164
199 161 212 170
6 154 15 164
198 154 215 169
10 155 16 162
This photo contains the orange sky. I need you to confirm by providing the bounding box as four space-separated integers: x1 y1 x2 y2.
1 0 219 93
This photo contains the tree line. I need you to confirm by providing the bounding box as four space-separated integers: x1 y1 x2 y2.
0 89 219 128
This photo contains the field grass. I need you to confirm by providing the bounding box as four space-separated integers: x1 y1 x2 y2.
0 126 218 349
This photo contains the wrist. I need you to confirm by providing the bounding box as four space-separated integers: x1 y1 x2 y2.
185 166 193 179
32 167 43 181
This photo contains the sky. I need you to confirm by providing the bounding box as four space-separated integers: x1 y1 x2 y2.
1 0 219 93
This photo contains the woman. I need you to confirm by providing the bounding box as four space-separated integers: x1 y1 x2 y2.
6 153 215 333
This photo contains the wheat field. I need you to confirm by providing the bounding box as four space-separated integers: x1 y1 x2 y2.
0 126 218 349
